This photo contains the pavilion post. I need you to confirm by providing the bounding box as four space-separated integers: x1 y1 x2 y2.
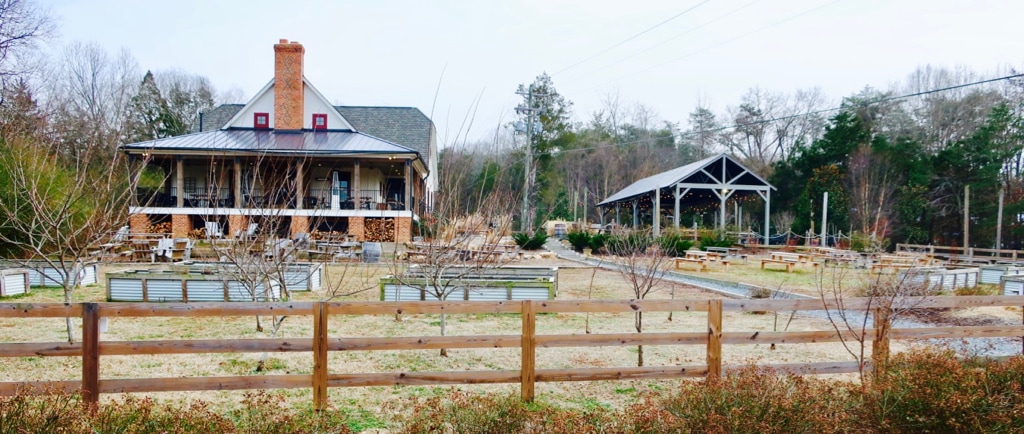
764 189 770 245
719 191 726 233
653 189 660 236
632 200 638 228
673 185 680 228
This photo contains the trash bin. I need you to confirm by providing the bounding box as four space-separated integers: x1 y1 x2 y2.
363 242 382 263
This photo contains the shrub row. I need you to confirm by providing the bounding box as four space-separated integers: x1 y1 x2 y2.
3 351 1021 433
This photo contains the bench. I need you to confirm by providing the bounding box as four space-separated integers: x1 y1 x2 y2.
674 257 708 272
761 259 795 273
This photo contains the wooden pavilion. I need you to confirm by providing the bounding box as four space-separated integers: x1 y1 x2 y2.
597 154 776 243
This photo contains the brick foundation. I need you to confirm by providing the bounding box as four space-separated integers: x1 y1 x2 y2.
129 214 151 235
348 217 364 241
396 217 412 242
290 215 309 239
171 214 192 238
228 215 247 239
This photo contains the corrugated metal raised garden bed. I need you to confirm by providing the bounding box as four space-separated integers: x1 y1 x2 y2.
380 266 558 301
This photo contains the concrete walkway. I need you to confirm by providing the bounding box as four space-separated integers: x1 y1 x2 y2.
544 239 1020 356
544 239 807 300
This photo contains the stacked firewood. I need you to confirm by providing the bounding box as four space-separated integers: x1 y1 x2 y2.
148 222 172 234
310 230 348 241
188 228 206 239
365 218 395 242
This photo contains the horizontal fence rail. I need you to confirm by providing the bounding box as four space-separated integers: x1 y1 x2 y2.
1 296 1023 409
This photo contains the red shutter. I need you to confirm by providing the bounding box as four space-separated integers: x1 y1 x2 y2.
254 112 270 129
312 113 327 130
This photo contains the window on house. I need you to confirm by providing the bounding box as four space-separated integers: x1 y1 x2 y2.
254 112 269 129
312 113 327 130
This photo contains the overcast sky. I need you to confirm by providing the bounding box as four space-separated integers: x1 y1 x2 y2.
49 0 1024 145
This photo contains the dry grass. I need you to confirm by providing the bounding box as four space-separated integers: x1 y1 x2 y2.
0 254 1001 414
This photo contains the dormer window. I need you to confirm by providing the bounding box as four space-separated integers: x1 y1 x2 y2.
254 112 269 129
312 113 327 130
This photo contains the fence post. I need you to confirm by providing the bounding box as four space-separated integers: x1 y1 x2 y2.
872 306 891 378
521 300 536 402
81 302 100 406
707 299 722 379
312 302 328 411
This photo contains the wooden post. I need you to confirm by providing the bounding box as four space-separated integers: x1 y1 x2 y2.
964 184 969 253
997 187 1004 251
872 306 891 379
312 302 328 411
707 299 722 379
521 300 536 402
81 302 100 406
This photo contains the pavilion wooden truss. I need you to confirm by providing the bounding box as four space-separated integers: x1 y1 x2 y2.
597 154 776 243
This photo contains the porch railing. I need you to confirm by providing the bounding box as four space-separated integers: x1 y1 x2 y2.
141 187 415 212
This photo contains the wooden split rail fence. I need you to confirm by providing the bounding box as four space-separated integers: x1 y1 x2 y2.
1 296 1024 410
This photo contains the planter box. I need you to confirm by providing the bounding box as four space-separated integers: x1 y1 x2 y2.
1 261 98 287
106 269 281 302
1001 275 1024 296
0 269 29 297
899 266 978 291
980 264 1024 285
380 266 558 301
184 262 322 292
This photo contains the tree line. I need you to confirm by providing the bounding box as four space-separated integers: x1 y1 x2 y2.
451 66 1024 250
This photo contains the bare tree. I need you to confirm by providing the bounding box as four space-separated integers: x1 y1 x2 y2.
609 228 668 367
816 266 940 380
386 134 520 356
0 128 148 342
0 0 54 83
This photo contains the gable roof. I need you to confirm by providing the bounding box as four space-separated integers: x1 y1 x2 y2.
598 153 775 206
334 106 433 160
192 104 243 134
122 129 420 157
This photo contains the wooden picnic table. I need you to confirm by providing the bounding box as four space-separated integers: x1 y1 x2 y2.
705 246 740 256
685 251 723 261
771 252 814 264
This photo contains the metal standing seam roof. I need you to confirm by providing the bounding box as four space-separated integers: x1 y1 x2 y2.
121 129 422 156
189 104 434 164
597 153 775 206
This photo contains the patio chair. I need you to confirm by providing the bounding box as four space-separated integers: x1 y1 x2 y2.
204 221 223 239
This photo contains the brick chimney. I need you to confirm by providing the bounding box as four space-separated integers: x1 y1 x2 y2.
273 39 304 131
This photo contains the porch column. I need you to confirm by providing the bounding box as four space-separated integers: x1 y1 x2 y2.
353 159 361 210
175 157 184 208
294 161 304 210
404 160 412 211
233 158 242 208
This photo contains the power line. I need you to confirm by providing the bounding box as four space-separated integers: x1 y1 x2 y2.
607 0 842 85
568 0 762 82
551 0 711 76
553 72 1024 155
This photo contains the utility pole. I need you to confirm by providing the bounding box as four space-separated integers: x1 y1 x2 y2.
514 85 545 233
